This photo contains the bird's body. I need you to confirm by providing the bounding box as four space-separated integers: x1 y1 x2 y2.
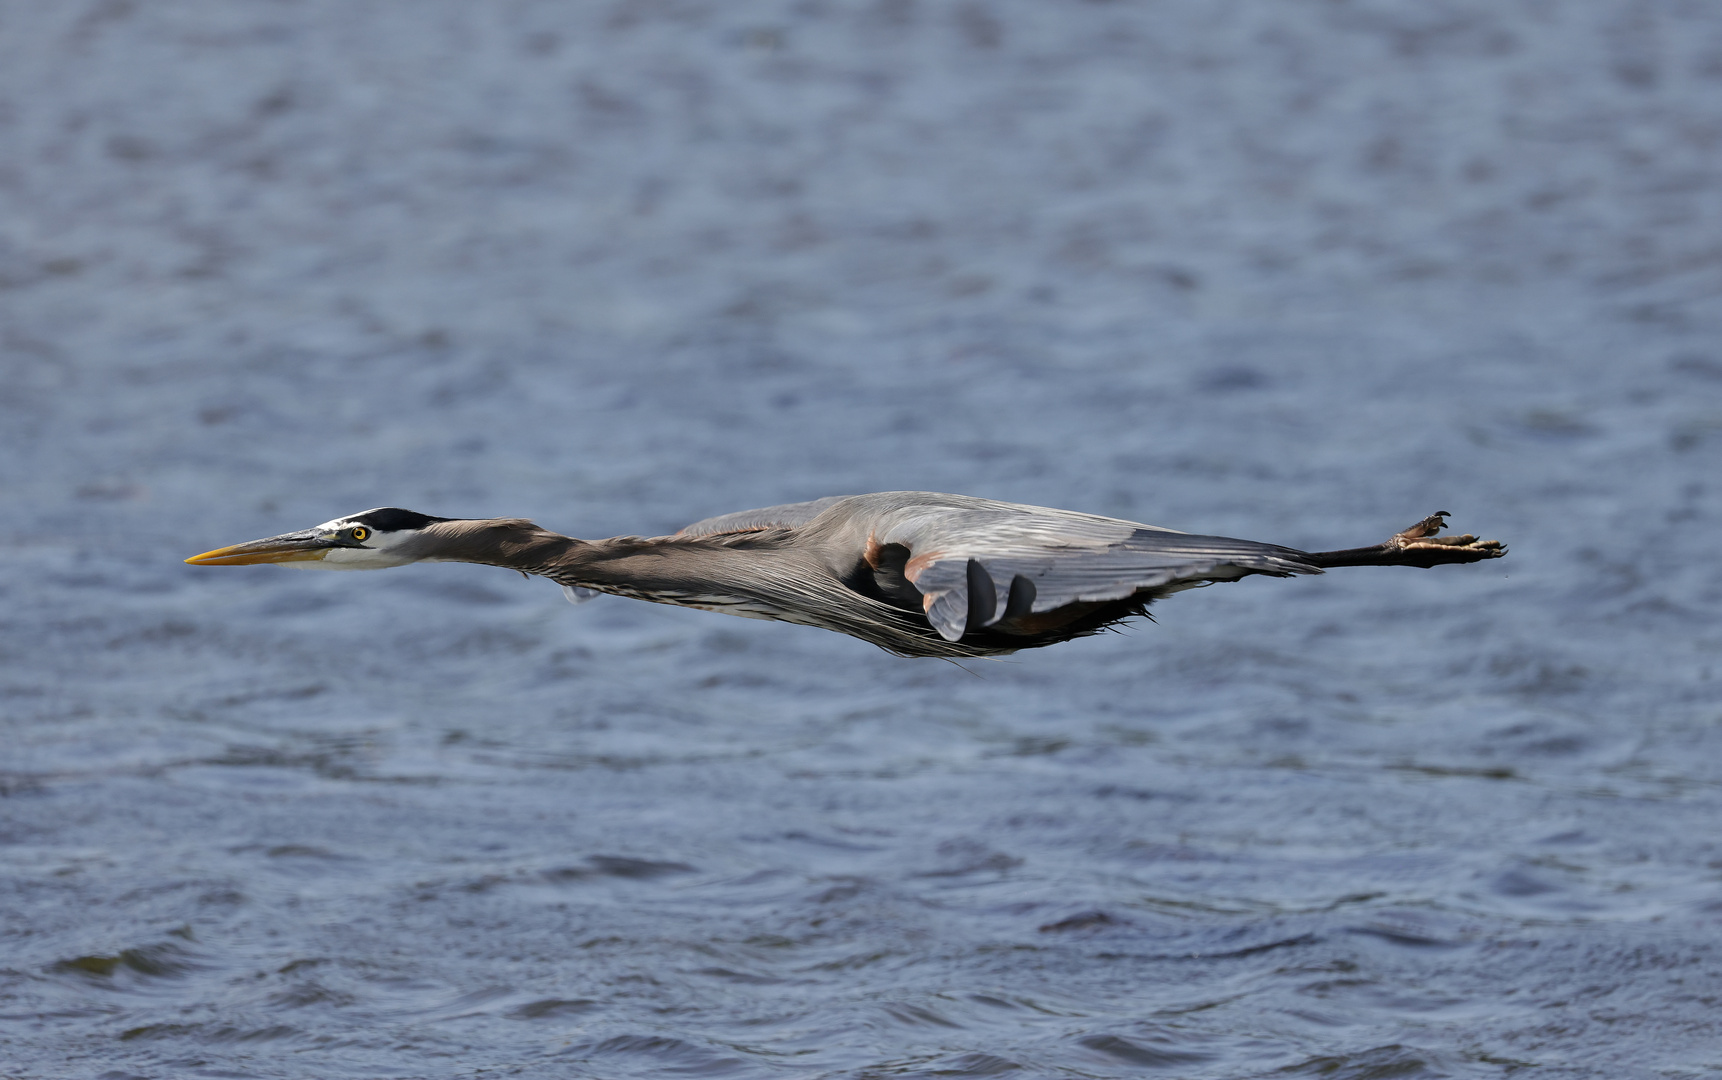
187 492 1505 658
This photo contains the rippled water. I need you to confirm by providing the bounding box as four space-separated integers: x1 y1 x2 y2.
4 3 1721 1077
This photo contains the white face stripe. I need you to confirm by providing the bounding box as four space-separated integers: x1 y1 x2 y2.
315 508 398 534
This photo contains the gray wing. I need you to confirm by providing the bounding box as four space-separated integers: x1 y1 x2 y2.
838 494 1322 641
677 495 856 538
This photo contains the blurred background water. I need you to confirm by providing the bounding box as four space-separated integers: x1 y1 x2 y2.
2 2 1720 1077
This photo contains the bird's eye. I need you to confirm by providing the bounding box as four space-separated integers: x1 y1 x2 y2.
350 527 369 542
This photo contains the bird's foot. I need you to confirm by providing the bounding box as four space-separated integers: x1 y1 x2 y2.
1385 512 1506 566
1306 513 1507 568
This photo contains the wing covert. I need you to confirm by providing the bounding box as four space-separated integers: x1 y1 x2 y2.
858 500 1322 642
678 495 854 537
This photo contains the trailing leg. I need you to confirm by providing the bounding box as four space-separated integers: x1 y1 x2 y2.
1305 512 1505 569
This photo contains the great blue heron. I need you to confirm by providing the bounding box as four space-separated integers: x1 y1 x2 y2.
185 492 1505 658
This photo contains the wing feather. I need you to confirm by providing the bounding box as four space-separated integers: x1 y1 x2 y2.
678 496 854 537
828 494 1322 641
678 492 1322 644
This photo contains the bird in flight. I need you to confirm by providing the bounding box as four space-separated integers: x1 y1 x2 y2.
186 492 1505 658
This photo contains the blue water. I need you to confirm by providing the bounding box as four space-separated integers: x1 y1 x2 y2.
3 3 1720 1077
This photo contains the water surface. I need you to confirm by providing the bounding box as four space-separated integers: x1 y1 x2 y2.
2 3 1720 1077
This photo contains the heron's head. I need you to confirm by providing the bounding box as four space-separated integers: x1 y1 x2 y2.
185 508 455 570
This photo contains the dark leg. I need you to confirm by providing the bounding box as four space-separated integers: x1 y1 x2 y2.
1305 512 1506 569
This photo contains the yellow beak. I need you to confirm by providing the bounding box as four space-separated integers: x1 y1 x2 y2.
184 530 332 566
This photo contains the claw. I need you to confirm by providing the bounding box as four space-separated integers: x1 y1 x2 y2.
1395 512 1451 542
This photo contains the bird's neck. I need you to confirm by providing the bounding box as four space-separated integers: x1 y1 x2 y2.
546 535 719 594
545 532 810 607
415 518 592 577
420 519 814 609
419 519 703 591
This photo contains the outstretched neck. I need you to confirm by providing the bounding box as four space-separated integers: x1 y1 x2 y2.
411 520 752 596
414 518 592 577
410 521 833 616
